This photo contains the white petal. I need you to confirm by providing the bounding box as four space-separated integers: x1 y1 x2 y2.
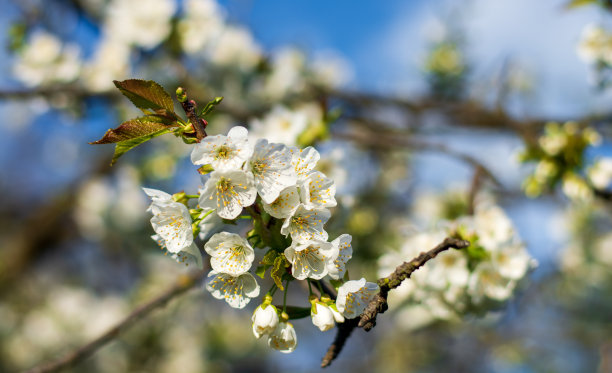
206 271 260 309
262 186 300 219
205 232 255 275
327 234 352 280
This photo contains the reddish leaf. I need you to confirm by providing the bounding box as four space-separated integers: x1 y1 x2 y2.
113 79 177 119
90 116 176 144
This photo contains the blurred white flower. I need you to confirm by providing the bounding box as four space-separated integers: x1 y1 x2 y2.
468 262 513 304
577 23 612 65
249 106 309 147
13 31 81 87
209 26 262 71
82 37 131 92
105 0 176 49
261 47 306 100
310 50 353 88
588 158 612 189
178 0 224 54
562 173 593 202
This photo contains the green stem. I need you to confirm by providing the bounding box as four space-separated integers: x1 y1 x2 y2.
308 280 313 296
268 283 278 297
184 194 199 199
283 280 290 313
316 281 325 296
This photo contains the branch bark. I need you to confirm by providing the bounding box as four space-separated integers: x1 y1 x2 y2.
24 269 206 373
320 237 470 368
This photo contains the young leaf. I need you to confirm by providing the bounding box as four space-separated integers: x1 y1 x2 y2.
90 116 178 144
271 255 289 291
113 79 177 120
108 128 173 165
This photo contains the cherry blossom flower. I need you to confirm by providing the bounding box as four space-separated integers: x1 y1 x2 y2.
204 232 255 276
284 240 335 280
268 321 297 353
144 188 193 254
280 205 330 243
252 296 279 339
299 171 337 210
198 170 257 219
290 146 320 182
206 271 260 309
191 126 253 171
327 234 353 280
467 263 512 304
151 234 202 268
244 139 296 203
336 278 379 319
262 186 300 219
311 302 336 332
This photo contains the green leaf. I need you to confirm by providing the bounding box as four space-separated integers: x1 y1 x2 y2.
113 79 177 119
261 249 279 266
565 0 597 8
197 164 215 175
90 116 178 145
198 96 224 117
255 265 266 279
271 255 289 291
273 306 311 320
108 128 173 165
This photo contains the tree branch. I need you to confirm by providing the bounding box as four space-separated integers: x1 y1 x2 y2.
320 237 470 368
24 269 206 373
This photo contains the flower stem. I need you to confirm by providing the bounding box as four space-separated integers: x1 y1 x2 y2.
283 280 290 313
308 280 313 296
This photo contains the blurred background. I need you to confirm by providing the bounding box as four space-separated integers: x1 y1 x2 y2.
1 0 612 372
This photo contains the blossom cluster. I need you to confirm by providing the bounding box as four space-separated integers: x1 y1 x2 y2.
519 121 602 201
378 204 535 330
577 23 612 66
144 126 379 353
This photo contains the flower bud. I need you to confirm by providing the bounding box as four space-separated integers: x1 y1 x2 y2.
252 302 279 339
311 302 336 331
268 321 297 353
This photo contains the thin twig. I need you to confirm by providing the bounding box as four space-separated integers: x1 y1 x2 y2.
24 269 206 373
321 237 470 368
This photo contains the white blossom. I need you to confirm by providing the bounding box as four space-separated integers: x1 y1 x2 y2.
209 26 262 71
588 158 612 189
473 205 515 250
245 139 296 203
290 146 320 182
13 32 81 87
426 249 470 289
311 302 335 332
248 106 309 147
252 303 279 339
262 186 300 219
152 234 202 268
267 322 297 353
468 263 513 304
336 278 379 319
299 171 336 210
144 188 193 254
284 240 335 280
105 0 176 49
261 47 306 100
178 0 224 54
280 205 330 243
492 243 532 280
206 271 260 309
577 23 612 65
191 126 253 171
204 232 255 275
327 234 352 280
82 37 131 92
199 170 257 219
562 173 593 201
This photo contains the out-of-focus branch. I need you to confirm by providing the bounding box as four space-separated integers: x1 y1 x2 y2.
320 237 470 368
334 129 503 187
24 269 206 373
